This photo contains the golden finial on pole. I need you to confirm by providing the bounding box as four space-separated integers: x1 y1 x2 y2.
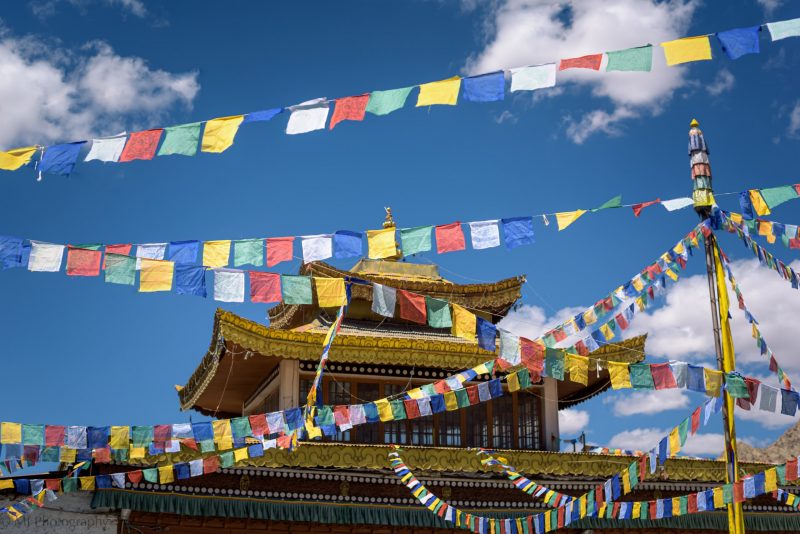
381 207 402 260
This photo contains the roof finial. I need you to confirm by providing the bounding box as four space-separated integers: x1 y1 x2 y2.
690 118 699 128
688 118 714 217
383 207 395 229
381 207 403 260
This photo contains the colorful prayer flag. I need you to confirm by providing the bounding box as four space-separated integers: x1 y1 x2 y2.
139 259 174 292
555 210 587 231
281 275 313 305
502 217 535 248
119 130 162 162
400 226 432 256
365 87 413 116
716 26 760 60
333 230 362 258
426 296 452 328
0 146 38 171
158 123 201 156
608 361 632 389
167 240 199 264
233 239 263 267
566 354 588 385
201 116 244 153
371 283 396 317
592 195 622 212
632 199 661 217
135 243 166 269
451 304 476 342
39 142 85 175
760 185 798 209
510 64 557 92
661 36 712 66
468 220 501 250
397 289 427 324
435 222 466 253
203 240 231 268
242 108 283 124
767 18 800 41
28 242 64 272
605 45 652 71
329 94 369 129
85 134 127 163
750 190 771 216
417 76 461 106
66 245 102 276
286 98 330 135
266 237 294 267
661 197 694 211
213 268 245 302
461 71 505 102
476 317 497 351
314 277 346 307
559 54 603 71
175 265 206 297
104 254 135 285
366 228 397 259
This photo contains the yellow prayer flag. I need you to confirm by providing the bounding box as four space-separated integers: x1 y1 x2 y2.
607 361 632 389
375 399 393 422
579 495 587 518
507 372 521 392
366 228 396 259
556 210 587 231
621 468 630 494
451 304 476 342
416 76 461 106
305 420 322 439
234 447 249 463
201 115 245 153
109 426 129 450
672 497 682 515
661 36 712 66
730 212 743 225
129 447 146 460
766 232 776 244
213 419 233 450
713 486 724 509
582 308 597 326
632 502 641 519
664 268 678 282
704 368 723 397
60 447 77 463
764 468 777 492
1 422 21 443
674 241 685 255
203 240 231 268
407 387 425 400
631 276 644 292
314 277 347 307
79 476 96 490
444 391 458 411
750 190 771 216
758 220 772 237
158 465 174 484
0 147 38 171
139 259 174 292
600 323 614 341
669 427 681 456
566 354 588 386
0 479 14 490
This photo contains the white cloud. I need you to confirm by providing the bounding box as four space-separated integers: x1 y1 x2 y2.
466 0 698 142
559 408 590 435
31 0 147 19
735 403 800 429
756 0 783 15
0 31 198 148
609 427 724 456
494 110 518 124
788 101 800 138
705 69 735 97
681 432 724 456
608 389 690 416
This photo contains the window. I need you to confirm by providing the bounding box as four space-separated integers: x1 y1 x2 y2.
491 394 514 449
466 404 488 448
518 390 541 450
327 380 352 442
410 415 434 446
299 377 313 406
356 382 381 444
438 409 461 447
383 384 407 445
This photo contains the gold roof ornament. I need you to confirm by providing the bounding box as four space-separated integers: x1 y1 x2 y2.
382 207 403 260
690 118 699 128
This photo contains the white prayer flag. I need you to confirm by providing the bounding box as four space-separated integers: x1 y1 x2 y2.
28 241 65 272
266 411 285 434
301 234 333 263
371 283 397 317
468 220 501 250
172 423 193 438
189 459 204 477
286 98 330 135
111 473 126 488
499 329 521 365
349 404 366 425
136 243 167 270
84 133 127 163
510 64 557 92
661 197 694 212
767 18 800 41
213 268 245 302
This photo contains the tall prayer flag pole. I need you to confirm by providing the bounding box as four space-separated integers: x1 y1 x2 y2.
690 118 745 534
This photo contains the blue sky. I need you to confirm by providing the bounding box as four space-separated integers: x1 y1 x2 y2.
1 0 800 456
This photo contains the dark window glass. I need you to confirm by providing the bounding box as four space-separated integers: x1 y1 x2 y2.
327 380 352 442
518 391 541 450
438 409 461 447
466 403 488 448
491 394 514 449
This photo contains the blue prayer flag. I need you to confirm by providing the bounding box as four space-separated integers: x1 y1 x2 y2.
687 364 706 392
781 389 799 416
242 108 283 124
333 230 363 259
502 217 535 249
364 403 380 423
716 26 760 60
462 71 505 102
658 438 668 464
248 443 264 458
191 422 213 443
175 265 207 297
87 426 110 449
488 378 503 398
739 191 754 220
753 472 766 496
168 240 200 264
13 479 30 495
96 475 113 488
76 448 92 462
430 394 446 414
174 462 191 480
476 317 497 352
284 408 303 431
0 236 23 269
662 497 672 518
39 142 85 176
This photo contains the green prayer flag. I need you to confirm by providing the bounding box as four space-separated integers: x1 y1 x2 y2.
281 275 312 304
142 468 158 483
680 495 688 515
390 399 407 420
455 388 470 408
200 439 216 452
629 461 639 486
231 417 252 438
22 424 44 446
722 484 733 504
544 348 564 380
131 426 154 448
233 239 264 267
105 254 136 286
314 406 334 426
74 243 102 250
777 464 787 484
725 373 749 399
517 368 532 389
62 478 78 493
219 451 234 468
678 419 689 445
41 447 59 462
366 87 413 116
629 363 655 389
592 194 623 212
543 332 557 348
605 45 653 72
157 122 201 157
760 185 798 209
112 449 128 462
426 297 452 328
400 225 432 256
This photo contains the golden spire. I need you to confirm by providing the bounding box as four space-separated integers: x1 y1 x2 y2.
382 207 403 260
690 118 699 128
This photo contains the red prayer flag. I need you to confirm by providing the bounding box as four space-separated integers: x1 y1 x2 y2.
520 338 544 372
329 94 369 129
552 327 567 342
575 339 588 356
45 425 65 447
333 405 351 426
650 363 677 390
559 53 603 71
433 380 448 394
403 399 421 419
557 507 565 528
119 129 163 162
435 222 466 254
397 289 427 323
688 493 698 514
154 425 171 446
632 199 661 217
266 237 294 267
66 246 102 276
649 501 657 519
615 313 629 330
203 455 220 474
787 458 799 481
93 447 111 463
249 415 268 436
127 470 143 484
691 408 701 434
250 271 282 303
103 244 132 269
45 479 61 491
733 481 745 503
790 238 800 249
466 385 480 405
181 438 198 450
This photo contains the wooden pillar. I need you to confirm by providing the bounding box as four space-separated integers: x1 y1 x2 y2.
541 377 560 451
278 359 299 410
